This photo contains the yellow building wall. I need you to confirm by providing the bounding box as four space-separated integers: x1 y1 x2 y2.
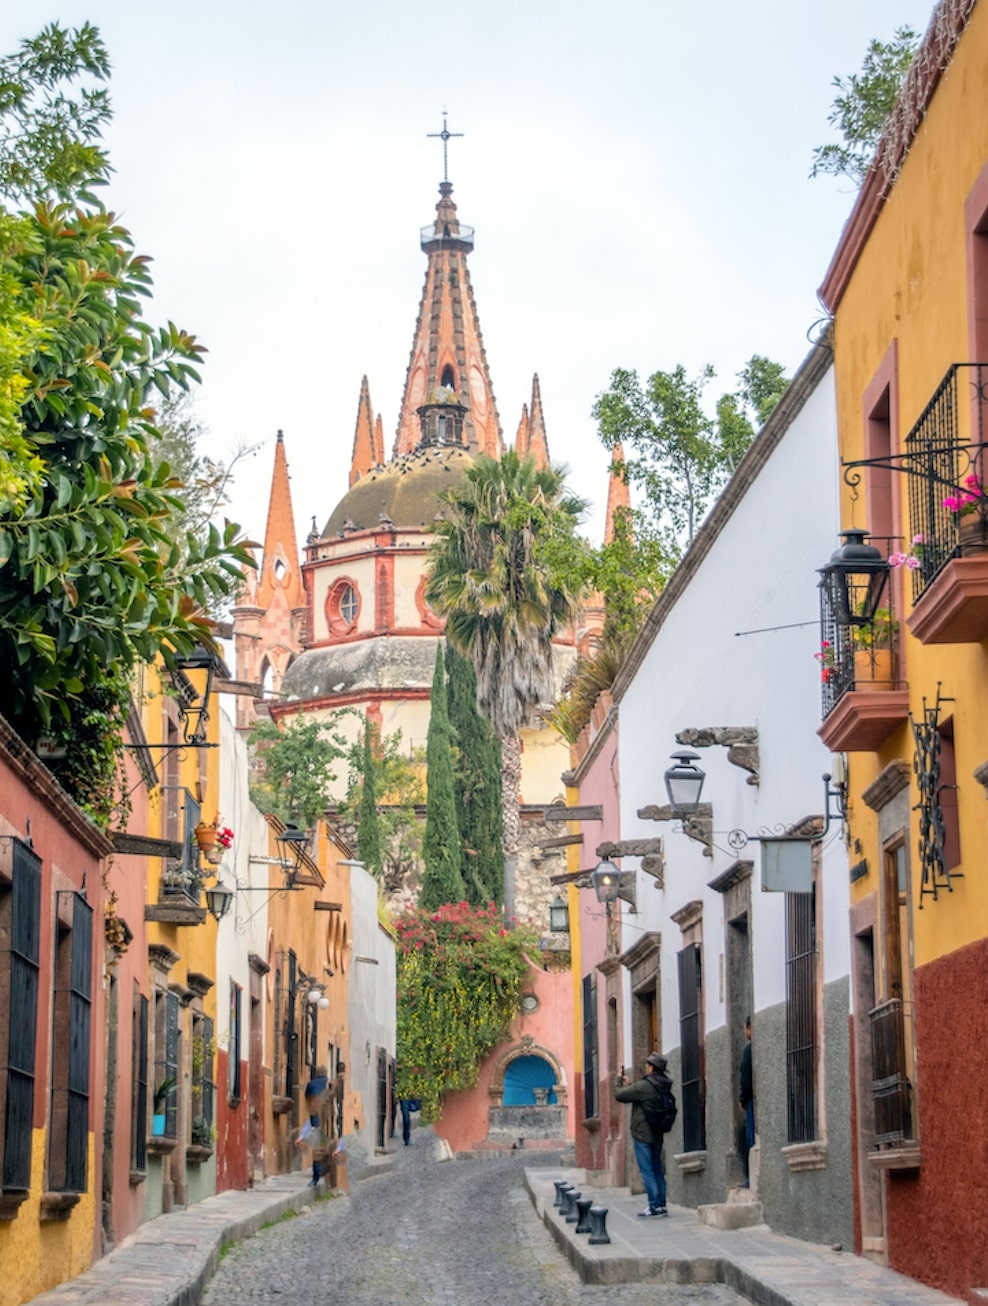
0 1133 96 1306
832 0 988 965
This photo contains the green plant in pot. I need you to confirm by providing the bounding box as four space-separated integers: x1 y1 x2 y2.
191 1115 212 1147
852 607 898 651
852 607 898 688
152 1077 176 1136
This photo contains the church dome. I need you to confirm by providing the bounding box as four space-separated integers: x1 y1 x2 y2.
280 635 442 703
323 444 475 536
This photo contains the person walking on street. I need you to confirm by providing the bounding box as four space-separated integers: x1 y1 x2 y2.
615 1052 677 1217
739 1016 755 1187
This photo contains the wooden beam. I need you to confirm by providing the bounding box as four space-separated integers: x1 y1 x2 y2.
540 833 584 849
110 832 183 859
313 901 343 912
549 870 593 887
595 838 664 858
214 678 265 699
543 805 603 823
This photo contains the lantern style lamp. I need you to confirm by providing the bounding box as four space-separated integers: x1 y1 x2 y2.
664 749 706 815
818 528 889 627
591 859 621 908
549 895 569 933
204 879 233 923
276 824 310 884
170 646 217 746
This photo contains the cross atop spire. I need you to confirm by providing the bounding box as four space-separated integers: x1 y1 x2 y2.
427 110 463 184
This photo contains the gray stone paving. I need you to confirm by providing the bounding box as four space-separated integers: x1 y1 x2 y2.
202 1126 739 1305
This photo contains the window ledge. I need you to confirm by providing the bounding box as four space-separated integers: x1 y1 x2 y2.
581 1116 601 1134
0 1191 28 1221
39 1192 80 1222
129 1170 146 1187
146 1136 179 1157
185 1144 214 1164
272 1095 293 1116
781 1140 827 1172
673 1150 707 1174
868 1143 920 1171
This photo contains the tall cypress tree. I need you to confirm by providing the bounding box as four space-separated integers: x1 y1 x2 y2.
357 720 382 879
446 642 503 906
420 642 466 910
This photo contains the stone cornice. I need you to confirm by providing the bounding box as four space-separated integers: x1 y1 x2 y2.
619 930 661 970
611 341 833 701
0 714 113 859
708 861 753 895
862 759 912 811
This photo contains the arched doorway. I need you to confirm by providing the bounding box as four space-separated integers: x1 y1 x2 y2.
503 1053 558 1105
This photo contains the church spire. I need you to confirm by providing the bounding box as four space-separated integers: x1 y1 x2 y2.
256 431 304 611
515 374 550 469
394 169 503 458
604 443 632 544
349 375 384 486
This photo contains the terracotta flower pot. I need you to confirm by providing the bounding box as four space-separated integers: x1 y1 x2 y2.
194 823 218 853
853 648 896 691
959 512 988 556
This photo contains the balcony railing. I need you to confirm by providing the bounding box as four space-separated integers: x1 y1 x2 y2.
818 563 899 718
869 998 914 1146
904 363 988 601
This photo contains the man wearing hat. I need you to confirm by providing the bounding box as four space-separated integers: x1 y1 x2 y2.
615 1053 674 1217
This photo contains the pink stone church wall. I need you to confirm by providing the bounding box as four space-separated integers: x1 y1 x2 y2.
432 962 574 1154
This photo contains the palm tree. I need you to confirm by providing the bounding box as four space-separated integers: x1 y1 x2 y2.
425 451 586 920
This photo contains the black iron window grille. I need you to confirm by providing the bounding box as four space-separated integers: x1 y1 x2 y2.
818 559 899 717
0 837 41 1198
582 974 599 1122
677 943 706 1152
910 687 959 906
49 891 93 1193
841 364 988 601
869 998 914 1145
132 990 148 1172
785 891 818 1144
159 787 202 901
228 980 242 1104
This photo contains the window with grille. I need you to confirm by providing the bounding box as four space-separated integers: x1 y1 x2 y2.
582 974 598 1121
192 1012 215 1142
785 891 818 1143
49 891 92 1192
154 990 179 1137
229 981 242 1103
131 991 148 1171
0 838 41 1196
678 943 706 1152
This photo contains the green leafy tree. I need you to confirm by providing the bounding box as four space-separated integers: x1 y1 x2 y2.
810 26 920 184
338 727 425 894
715 355 790 474
395 902 540 1120
445 642 502 906
425 452 585 920
420 642 466 911
249 715 350 828
356 721 383 880
0 22 111 202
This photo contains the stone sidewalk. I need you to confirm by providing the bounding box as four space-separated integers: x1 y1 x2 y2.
526 1166 963 1305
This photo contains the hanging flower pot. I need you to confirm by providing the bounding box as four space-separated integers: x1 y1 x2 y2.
194 823 219 854
203 844 224 865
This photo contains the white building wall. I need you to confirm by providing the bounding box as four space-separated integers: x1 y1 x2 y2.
617 362 846 1044
346 862 397 1148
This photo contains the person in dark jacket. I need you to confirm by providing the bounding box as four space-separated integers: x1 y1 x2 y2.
615 1052 672 1217
739 1017 754 1186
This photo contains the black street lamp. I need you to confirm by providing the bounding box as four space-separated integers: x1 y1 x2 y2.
204 879 233 922
818 528 889 627
591 859 621 909
276 824 310 884
664 750 706 814
549 895 569 933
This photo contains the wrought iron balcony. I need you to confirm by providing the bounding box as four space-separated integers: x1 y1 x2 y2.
903 363 988 600
869 998 915 1147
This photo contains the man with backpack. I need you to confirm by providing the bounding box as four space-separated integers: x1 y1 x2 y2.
615 1052 677 1217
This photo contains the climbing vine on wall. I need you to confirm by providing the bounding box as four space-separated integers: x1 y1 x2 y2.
395 902 539 1122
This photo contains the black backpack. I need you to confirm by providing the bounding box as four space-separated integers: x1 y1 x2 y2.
641 1078 677 1135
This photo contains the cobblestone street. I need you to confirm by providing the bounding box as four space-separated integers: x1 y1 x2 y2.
202 1130 742 1306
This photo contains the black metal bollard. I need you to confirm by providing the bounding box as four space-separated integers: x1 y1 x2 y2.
564 1190 582 1223
587 1205 611 1245
552 1180 569 1209
574 1196 593 1234
558 1186 576 1218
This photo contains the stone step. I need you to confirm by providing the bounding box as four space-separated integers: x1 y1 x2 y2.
726 1184 759 1204
697 1199 765 1230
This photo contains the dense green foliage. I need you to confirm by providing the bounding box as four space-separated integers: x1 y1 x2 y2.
425 452 585 914
339 727 425 893
395 902 540 1120
356 722 382 880
249 715 350 828
810 26 920 184
420 643 466 911
445 642 502 906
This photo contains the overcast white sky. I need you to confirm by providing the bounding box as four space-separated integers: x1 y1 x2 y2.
3 1 937 544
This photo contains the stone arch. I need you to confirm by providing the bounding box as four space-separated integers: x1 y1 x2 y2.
488 1034 567 1107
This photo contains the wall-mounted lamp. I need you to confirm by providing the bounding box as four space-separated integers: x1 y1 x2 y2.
169 646 218 746
204 879 234 922
591 858 621 909
275 824 310 885
549 895 569 933
818 528 889 627
664 749 706 814
306 986 331 1011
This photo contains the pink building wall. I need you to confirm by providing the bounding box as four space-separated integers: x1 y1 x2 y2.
432 962 574 1154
